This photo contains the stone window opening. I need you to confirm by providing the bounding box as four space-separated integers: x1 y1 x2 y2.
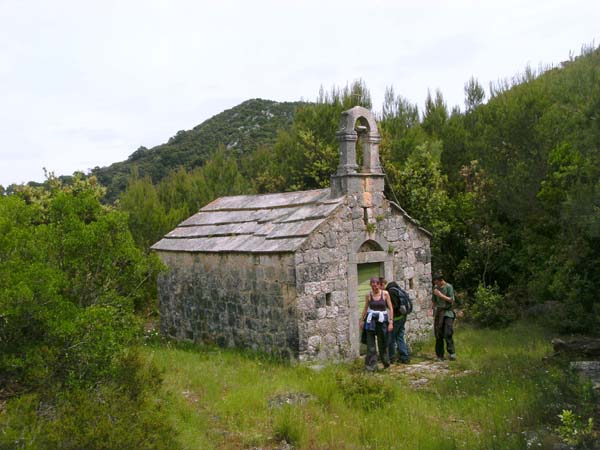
325 293 332 307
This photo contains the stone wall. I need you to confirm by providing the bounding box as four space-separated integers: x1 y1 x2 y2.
294 192 432 361
157 251 299 358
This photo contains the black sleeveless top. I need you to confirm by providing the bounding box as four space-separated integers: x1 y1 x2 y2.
368 292 386 311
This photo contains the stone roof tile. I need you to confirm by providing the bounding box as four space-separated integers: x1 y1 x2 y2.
152 188 343 254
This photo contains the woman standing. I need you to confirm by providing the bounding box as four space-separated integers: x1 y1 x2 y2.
359 277 394 371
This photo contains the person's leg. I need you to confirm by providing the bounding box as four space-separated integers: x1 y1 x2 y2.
434 310 445 359
365 330 378 371
444 317 456 358
396 316 410 362
376 323 390 368
388 320 400 363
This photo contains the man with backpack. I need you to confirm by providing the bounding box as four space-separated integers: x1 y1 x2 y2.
431 272 456 361
385 280 411 364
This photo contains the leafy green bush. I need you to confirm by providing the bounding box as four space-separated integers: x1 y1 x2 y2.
0 175 160 391
0 175 170 447
336 372 395 411
556 409 596 449
0 376 175 450
468 283 517 327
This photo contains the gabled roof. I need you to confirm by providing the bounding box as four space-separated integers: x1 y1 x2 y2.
151 189 344 253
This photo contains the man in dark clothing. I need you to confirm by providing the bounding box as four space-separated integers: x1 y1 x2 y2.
431 272 456 361
385 281 410 364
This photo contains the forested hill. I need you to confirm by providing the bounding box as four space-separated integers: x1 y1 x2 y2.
92 98 302 202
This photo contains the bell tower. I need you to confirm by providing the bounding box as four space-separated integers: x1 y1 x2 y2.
330 106 385 200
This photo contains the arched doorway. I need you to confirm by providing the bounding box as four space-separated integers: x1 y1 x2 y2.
348 236 394 358
357 261 383 354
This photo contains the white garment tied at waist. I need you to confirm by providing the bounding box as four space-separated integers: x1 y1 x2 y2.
366 308 388 324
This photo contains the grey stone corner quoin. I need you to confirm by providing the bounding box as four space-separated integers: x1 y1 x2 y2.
152 106 433 361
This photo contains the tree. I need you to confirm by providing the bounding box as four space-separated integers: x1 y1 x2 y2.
119 172 169 252
0 174 161 391
464 76 485 112
422 89 448 137
379 86 424 166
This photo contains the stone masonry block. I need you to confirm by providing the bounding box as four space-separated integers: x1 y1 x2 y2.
407 251 416 265
385 229 399 241
319 249 332 264
352 218 365 230
303 250 318 264
311 233 326 249
326 306 338 318
320 280 334 293
325 232 338 248
412 239 424 249
315 294 326 309
415 262 425 276
303 282 321 296
294 253 303 265
331 291 345 306
334 279 346 290
308 335 321 350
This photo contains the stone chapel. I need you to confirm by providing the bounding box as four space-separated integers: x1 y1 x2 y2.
152 106 432 361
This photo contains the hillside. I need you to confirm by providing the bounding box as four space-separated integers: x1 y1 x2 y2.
92 98 302 202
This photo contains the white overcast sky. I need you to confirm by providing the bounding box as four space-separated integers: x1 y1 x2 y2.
1 0 599 186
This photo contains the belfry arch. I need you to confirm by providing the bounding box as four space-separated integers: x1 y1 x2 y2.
330 106 384 196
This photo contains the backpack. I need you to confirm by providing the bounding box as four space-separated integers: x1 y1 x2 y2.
386 281 413 316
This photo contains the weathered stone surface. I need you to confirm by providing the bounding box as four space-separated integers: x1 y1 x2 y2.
291 198 432 361
570 361 600 390
203 189 332 210
158 252 298 358
268 392 315 409
553 338 600 357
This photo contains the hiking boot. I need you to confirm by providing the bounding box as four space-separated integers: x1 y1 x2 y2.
436 356 444 362
449 354 457 361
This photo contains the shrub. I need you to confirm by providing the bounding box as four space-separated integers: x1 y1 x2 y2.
468 283 517 327
0 176 160 392
336 372 395 411
0 386 175 450
556 409 596 449
0 349 173 450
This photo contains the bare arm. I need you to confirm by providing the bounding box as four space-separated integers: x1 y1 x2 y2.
385 292 394 331
433 288 453 304
359 295 369 328
385 291 394 319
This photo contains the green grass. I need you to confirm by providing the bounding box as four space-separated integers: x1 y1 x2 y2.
142 322 592 449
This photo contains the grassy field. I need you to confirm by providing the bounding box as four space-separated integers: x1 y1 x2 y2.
142 322 594 449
